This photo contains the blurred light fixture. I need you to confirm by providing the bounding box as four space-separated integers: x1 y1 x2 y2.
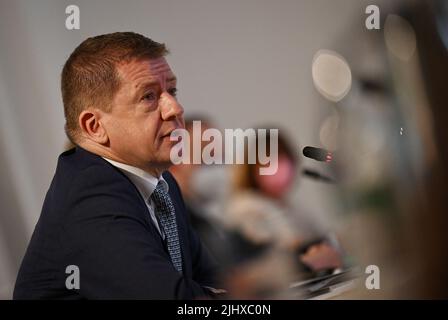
384 14 417 61
312 50 352 102
319 113 340 151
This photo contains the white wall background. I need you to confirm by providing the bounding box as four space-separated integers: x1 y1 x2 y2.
0 0 367 298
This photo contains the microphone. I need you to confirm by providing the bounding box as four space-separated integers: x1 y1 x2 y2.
302 146 333 162
302 168 335 183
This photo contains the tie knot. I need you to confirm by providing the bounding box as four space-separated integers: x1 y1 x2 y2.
151 179 164 195
150 181 172 214
153 180 166 194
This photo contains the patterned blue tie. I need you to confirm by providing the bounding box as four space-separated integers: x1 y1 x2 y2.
151 182 183 273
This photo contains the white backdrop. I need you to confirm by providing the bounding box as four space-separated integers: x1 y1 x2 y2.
0 0 367 298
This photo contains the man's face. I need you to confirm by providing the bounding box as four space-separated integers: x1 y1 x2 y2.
102 57 184 173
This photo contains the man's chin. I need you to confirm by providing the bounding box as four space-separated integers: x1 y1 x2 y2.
155 152 175 168
159 158 174 168
141 157 172 177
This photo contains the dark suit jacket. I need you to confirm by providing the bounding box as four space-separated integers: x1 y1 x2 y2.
13 147 218 299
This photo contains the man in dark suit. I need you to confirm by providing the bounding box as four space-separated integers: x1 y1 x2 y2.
13 32 221 299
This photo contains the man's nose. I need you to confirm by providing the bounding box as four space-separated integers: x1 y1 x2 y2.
159 92 184 121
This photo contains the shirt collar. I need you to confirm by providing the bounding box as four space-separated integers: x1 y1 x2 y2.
102 157 169 202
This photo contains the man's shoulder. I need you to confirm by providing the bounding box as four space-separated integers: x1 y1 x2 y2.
57 146 113 176
48 147 146 217
54 147 122 191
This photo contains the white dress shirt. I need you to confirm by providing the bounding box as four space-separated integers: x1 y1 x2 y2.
102 157 169 240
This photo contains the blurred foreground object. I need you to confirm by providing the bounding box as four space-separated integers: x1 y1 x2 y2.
313 0 448 298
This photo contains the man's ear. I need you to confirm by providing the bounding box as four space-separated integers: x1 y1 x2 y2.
78 109 109 145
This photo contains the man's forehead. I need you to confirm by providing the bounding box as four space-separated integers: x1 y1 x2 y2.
117 57 175 84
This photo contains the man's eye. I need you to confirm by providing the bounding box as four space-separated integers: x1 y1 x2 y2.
142 92 156 101
168 88 178 97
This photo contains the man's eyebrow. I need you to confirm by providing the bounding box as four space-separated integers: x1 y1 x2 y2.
135 76 177 91
167 76 177 82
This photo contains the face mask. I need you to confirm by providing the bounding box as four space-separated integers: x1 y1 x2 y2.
256 156 295 198
190 164 231 204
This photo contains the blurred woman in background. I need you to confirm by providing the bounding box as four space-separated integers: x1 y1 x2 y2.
225 128 343 274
